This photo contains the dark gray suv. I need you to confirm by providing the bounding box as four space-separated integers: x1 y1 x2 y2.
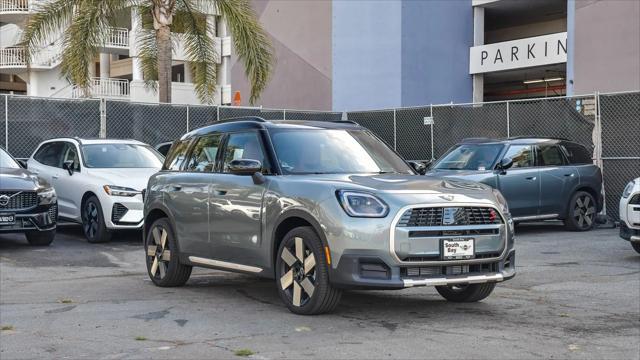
427 138 603 231
143 118 515 314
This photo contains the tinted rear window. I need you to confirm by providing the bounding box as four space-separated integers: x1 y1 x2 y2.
164 140 191 171
562 143 592 164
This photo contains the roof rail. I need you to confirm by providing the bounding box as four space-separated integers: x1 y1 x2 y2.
461 137 497 142
508 136 570 141
216 116 267 124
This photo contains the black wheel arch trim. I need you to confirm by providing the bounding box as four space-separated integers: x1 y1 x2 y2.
270 208 332 280
144 201 182 254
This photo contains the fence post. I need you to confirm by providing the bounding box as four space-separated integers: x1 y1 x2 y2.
216 105 220 122
283 109 286 121
4 95 8 152
186 105 190 132
506 101 510 138
99 98 107 138
430 104 434 160
594 91 606 215
393 108 397 150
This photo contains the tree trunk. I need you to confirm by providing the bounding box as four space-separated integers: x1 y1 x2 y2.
156 25 172 103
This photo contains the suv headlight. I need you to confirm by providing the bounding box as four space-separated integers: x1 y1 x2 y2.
622 180 635 199
37 187 56 205
492 188 510 215
103 185 140 197
336 190 389 218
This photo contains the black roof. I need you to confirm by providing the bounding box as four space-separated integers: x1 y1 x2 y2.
459 136 577 145
182 117 361 139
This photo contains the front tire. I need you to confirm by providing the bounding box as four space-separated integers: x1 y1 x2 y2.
436 283 496 302
145 218 192 287
82 196 112 243
632 242 640 254
276 226 342 315
565 191 597 231
25 229 55 246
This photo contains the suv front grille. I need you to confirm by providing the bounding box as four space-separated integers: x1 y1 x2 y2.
0 191 38 211
398 206 502 227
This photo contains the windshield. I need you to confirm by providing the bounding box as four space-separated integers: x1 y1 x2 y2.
270 129 413 175
434 144 504 171
82 144 164 168
0 148 20 169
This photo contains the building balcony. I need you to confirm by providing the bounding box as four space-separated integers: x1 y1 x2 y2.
0 0 42 24
0 44 60 73
72 77 130 99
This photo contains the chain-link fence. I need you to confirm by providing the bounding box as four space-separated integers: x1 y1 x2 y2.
346 91 639 220
2 91 638 219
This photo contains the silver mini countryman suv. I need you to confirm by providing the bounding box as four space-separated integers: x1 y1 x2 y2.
143 117 516 315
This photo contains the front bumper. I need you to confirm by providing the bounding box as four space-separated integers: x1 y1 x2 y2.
104 195 144 229
330 249 515 289
619 223 640 243
0 205 57 233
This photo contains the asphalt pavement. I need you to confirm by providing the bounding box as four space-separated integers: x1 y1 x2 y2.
1 222 638 359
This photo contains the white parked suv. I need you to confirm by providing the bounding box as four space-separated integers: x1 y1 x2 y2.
27 138 163 243
620 177 640 253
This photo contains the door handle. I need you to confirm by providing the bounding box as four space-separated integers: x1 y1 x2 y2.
564 173 575 177
212 189 227 196
525 176 537 181
171 185 182 191
52 175 59 180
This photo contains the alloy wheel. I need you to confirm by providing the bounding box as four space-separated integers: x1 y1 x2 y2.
147 226 171 280
573 195 595 229
83 202 99 239
280 237 317 307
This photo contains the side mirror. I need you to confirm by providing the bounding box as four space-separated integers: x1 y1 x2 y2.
62 160 75 175
228 159 262 176
408 161 427 175
16 159 27 169
497 157 514 174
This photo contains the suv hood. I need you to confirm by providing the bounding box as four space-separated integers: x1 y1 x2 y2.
0 167 45 191
85 167 160 191
288 173 492 195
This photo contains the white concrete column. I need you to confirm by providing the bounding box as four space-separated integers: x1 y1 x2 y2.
131 6 143 81
472 6 484 103
183 62 192 83
215 15 229 104
100 53 110 79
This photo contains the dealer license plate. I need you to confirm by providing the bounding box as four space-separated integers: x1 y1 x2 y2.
443 238 475 260
0 214 16 226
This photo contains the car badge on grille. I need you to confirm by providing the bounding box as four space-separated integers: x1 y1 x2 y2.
0 191 22 207
439 195 454 201
442 207 461 225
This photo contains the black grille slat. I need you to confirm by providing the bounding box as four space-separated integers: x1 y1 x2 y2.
0 191 38 211
398 206 502 227
48 204 58 222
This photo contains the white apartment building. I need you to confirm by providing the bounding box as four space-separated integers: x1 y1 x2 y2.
0 0 232 104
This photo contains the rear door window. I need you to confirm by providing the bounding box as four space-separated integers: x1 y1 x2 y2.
535 144 566 166
185 134 223 172
33 142 65 168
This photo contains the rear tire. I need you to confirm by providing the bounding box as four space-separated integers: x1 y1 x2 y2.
436 283 496 302
25 229 55 246
145 218 192 287
82 196 112 243
564 191 596 231
632 242 640 254
276 226 342 315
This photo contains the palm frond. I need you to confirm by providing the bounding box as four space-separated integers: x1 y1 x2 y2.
175 0 217 104
216 0 274 104
20 0 79 64
59 0 128 91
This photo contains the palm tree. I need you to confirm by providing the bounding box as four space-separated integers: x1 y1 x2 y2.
21 0 274 104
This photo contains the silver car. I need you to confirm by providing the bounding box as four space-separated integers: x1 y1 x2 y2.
143 118 516 315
